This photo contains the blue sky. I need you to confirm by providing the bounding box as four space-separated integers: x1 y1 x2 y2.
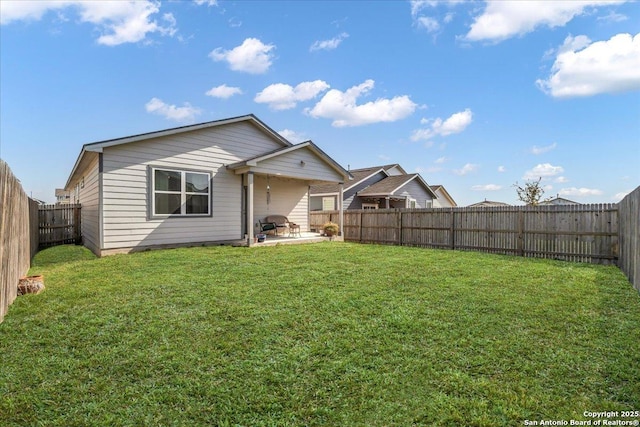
1 0 638 205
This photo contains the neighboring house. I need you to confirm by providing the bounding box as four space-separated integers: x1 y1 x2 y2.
430 185 457 208
55 188 71 204
64 114 351 256
539 196 580 205
309 164 438 210
468 200 511 207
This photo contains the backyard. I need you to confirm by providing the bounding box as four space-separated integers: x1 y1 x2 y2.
1 242 639 426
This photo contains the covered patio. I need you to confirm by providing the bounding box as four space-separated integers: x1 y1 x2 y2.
226 141 352 246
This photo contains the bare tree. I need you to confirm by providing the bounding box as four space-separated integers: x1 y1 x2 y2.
514 177 548 206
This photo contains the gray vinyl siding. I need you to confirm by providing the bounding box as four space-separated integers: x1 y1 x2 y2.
253 175 309 232
432 189 455 207
344 171 387 209
101 122 284 251
397 179 434 208
69 156 100 255
253 148 345 182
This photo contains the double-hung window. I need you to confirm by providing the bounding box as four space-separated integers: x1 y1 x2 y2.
152 168 211 217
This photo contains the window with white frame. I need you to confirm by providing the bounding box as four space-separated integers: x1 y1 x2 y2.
152 168 211 216
322 196 335 211
362 203 378 210
425 200 433 208
408 198 417 208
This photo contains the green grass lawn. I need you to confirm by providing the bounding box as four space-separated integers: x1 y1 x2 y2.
1 243 639 426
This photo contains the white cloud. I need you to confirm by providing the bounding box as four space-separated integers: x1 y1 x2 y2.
472 184 502 191
555 176 569 183
537 33 640 97
310 32 349 52
523 163 564 180
194 0 218 6
497 166 506 172
411 108 473 141
255 80 329 110
531 142 557 155
305 79 417 127
416 166 442 174
559 187 604 197
1 1 177 45
278 129 306 143
435 156 447 164
145 97 201 122
465 1 624 43
417 16 440 33
597 11 628 22
612 190 632 202
205 84 242 99
1 1 71 24
209 38 275 74
453 163 478 176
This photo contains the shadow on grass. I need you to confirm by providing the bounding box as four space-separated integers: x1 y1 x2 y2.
31 245 97 268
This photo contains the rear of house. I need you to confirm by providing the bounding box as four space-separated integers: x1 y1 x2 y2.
66 115 349 256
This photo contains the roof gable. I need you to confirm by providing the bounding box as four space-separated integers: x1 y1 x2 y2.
227 141 351 182
430 185 457 206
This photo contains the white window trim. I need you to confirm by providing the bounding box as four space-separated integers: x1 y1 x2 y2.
362 203 378 210
151 167 211 218
425 199 433 208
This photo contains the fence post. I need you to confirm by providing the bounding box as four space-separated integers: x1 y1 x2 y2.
518 209 524 257
450 208 455 250
398 210 403 246
74 205 82 244
359 210 363 243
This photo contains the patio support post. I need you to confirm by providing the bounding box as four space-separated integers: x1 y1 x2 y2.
385 197 390 209
338 182 344 237
247 172 254 246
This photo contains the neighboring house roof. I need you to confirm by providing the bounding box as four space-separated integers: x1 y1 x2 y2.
65 114 290 189
539 197 581 205
468 200 511 207
309 164 405 195
430 185 457 207
357 174 438 199
310 166 384 194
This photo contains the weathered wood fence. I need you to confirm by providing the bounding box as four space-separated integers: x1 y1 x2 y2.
618 187 640 292
39 204 82 248
311 203 619 265
0 160 40 323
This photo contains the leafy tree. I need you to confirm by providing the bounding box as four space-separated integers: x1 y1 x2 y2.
514 177 549 205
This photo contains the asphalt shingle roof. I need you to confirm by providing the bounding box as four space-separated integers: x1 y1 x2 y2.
357 174 419 196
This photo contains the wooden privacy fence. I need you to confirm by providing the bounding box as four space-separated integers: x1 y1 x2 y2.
38 204 82 248
618 187 640 292
311 204 619 265
0 160 40 323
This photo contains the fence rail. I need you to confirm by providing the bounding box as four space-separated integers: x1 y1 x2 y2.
38 204 82 248
311 203 619 265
